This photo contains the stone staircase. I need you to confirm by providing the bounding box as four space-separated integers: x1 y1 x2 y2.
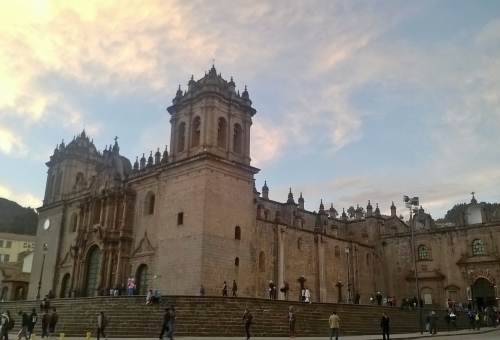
0 296 471 337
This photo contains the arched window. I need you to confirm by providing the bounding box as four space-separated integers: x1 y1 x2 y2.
60 274 70 298
334 246 340 258
136 264 149 295
84 246 101 297
76 172 84 185
233 123 243 154
418 245 428 260
177 122 186 152
93 200 101 225
70 213 78 232
297 237 303 250
54 171 63 195
14 286 25 301
259 251 265 272
472 239 484 256
235 257 239 266
217 117 227 148
144 192 155 216
235 226 241 240
191 116 201 147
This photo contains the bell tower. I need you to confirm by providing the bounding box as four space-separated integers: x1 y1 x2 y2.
167 65 256 165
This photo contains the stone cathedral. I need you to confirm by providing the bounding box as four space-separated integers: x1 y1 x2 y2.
29 66 500 309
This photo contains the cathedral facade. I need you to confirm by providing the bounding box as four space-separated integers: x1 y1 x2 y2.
28 67 500 309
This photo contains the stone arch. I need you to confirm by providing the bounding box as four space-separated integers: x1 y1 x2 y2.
259 251 265 272
14 286 25 301
217 117 227 148
234 226 241 240
473 277 495 310
76 172 84 185
177 122 186 152
143 191 155 216
60 273 70 298
467 205 483 224
136 264 149 295
70 212 78 232
233 123 243 154
191 116 201 147
84 245 102 297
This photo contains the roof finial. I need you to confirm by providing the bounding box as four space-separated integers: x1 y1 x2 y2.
213 58 215 67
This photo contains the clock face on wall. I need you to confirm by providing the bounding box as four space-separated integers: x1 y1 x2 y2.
43 219 51 230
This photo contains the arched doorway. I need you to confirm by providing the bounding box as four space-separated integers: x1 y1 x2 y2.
14 286 25 300
84 246 101 297
60 274 70 298
473 278 496 310
136 264 149 295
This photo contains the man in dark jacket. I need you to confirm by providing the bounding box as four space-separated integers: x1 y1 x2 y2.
41 310 51 338
165 306 177 340
242 309 253 340
159 307 170 339
48 308 58 336
18 310 30 340
380 312 390 340
28 308 38 338
232 280 238 297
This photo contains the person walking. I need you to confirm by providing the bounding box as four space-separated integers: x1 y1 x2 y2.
41 310 51 338
28 308 37 338
268 281 275 300
0 311 12 340
18 310 30 340
467 310 476 330
96 311 108 340
329 311 340 340
449 311 457 331
199 285 205 297
48 308 58 336
380 312 390 340
281 281 289 300
444 311 451 332
288 306 297 338
242 309 253 340
222 281 228 297
232 280 238 297
158 307 170 340
165 306 177 340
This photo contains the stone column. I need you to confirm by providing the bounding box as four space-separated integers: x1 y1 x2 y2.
99 198 105 225
106 248 114 290
316 235 326 302
96 249 106 296
113 198 119 230
103 197 110 228
114 245 123 287
278 225 286 300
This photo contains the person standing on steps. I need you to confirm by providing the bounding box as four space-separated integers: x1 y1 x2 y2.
199 285 205 297
96 311 108 340
28 308 37 338
354 291 360 304
288 306 297 338
232 280 238 297
242 309 253 340
329 311 340 340
380 312 390 340
41 310 50 338
165 306 177 340
222 281 228 297
159 307 170 340
48 308 58 336
304 287 311 303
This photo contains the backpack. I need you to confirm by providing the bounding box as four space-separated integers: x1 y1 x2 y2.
6 317 15 331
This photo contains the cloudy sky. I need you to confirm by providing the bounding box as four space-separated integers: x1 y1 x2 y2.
1 0 499 219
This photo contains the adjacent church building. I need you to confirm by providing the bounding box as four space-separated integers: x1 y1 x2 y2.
29 66 500 309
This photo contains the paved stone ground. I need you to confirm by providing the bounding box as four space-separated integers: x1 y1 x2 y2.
41 326 500 340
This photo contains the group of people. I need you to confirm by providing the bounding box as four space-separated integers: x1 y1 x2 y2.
158 306 177 340
240 307 391 340
220 280 238 297
146 289 162 305
0 308 57 340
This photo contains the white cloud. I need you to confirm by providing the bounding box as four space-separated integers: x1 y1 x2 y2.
0 184 42 209
0 127 27 156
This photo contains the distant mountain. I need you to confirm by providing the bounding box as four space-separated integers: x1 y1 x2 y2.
0 198 38 235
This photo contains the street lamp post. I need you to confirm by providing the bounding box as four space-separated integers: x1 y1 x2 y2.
345 245 352 303
35 243 48 300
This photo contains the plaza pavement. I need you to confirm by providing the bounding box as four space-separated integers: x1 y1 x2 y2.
48 326 500 340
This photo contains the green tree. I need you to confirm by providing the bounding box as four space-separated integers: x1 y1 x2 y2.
347 206 356 218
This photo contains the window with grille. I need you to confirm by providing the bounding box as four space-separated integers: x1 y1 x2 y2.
472 239 484 256
418 245 428 260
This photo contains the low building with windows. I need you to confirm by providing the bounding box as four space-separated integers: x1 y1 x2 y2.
0 232 36 263
28 66 500 310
